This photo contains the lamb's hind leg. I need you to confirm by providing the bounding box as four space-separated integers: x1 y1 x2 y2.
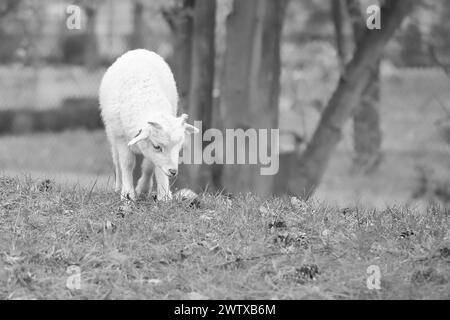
136 158 154 198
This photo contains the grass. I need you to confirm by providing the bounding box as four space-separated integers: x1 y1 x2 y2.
1 129 448 208
0 130 111 175
1 175 450 299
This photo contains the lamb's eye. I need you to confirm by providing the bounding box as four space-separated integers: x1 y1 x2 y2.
153 145 163 152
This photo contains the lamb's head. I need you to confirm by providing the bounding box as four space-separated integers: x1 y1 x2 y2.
128 113 199 177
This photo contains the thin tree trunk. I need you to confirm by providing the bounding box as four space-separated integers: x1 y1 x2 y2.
220 0 285 196
346 0 383 173
331 0 347 73
188 0 216 191
130 0 144 49
288 0 414 198
346 0 364 41
161 0 195 190
162 0 195 114
352 59 382 173
84 4 99 70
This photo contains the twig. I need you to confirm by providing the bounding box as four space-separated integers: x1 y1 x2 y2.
214 251 298 269
83 177 98 205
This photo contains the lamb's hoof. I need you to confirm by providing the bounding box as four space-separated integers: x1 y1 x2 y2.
156 193 173 202
122 192 136 201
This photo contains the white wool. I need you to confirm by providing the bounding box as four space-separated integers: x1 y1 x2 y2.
99 49 193 201
99 49 178 143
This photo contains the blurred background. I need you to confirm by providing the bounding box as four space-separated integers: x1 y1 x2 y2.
0 0 449 209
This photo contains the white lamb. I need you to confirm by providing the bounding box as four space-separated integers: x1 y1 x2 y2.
99 49 199 201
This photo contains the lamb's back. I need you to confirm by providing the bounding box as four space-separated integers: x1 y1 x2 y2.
99 50 178 138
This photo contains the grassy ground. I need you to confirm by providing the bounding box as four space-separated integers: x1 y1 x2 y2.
1 175 449 299
1 129 447 209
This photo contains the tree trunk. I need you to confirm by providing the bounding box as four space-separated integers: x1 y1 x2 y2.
347 0 383 173
130 0 144 49
219 0 285 196
162 0 195 114
84 4 99 70
346 0 364 41
352 59 382 173
162 0 195 190
187 0 216 191
331 0 347 72
288 0 414 199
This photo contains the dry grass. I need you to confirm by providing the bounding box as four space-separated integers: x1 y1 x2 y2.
1 175 449 300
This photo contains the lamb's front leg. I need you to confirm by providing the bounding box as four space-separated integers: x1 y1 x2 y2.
117 143 137 201
111 144 122 193
136 158 154 198
155 167 172 201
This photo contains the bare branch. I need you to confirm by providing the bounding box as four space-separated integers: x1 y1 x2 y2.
288 0 415 198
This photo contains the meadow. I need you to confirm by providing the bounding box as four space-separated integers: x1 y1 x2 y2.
0 175 449 299
0 126 447 209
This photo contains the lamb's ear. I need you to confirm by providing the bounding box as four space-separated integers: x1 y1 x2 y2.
147 121 163 131
128 129 149 146
184 123 199 134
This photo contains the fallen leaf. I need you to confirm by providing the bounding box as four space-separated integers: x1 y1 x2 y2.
321 229 331 237
199 214 212 221
147 279 162 285
4 255 25 265
259 206 271 216
290 197 309 213
187 292 209 300
108 250 128 263
104 220 117 233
